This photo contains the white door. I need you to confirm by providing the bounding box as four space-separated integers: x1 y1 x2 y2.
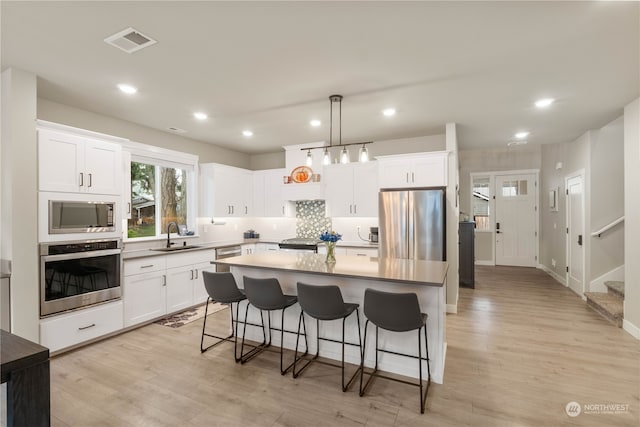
352 162 379 216
84 138 121 195
38 130 84 193
495 174 537 267
566 175 585 296
325 165 354 217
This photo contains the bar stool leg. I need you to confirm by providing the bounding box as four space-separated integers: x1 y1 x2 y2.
418 327 425 414
341 309 363 392
280 307 308 375
293 314 315 378
240 306 269 364
200 297 236 354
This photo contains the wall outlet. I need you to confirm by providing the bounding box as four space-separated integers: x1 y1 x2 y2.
551 258 556 268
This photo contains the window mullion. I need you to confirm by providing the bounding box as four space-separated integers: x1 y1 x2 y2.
155 164 162 237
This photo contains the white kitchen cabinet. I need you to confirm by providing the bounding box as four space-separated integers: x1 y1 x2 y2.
122 150 132 220
377 152 448 189
38 129 121 195
253 169 293 217
256 243 280 253
200 163 253 218
193 262 216 304
166 265 195 313
242 243 256 255
40 300 123 353
346 247 378 257
124 269 167 327
325 162 378 217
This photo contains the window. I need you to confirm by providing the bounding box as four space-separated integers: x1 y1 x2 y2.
472 176 491 231
127 159 193 239
501 180 528 197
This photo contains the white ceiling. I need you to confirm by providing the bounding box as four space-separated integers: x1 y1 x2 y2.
2 1 638 154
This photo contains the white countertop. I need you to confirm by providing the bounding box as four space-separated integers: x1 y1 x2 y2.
213 253 447 286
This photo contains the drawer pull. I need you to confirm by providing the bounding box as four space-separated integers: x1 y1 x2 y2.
356 253 367 256
78 323 96 331
140 264 154 269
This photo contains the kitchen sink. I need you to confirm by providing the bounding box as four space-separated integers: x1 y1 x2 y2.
150 245 203 252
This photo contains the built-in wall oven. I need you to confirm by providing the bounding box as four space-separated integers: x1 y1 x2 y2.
40 239 122 317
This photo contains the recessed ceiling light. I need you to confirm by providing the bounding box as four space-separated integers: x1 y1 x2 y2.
242 130 253 137
535 98 555 108
193 112 208 120
515 131 530 139
382 108 396 117
117 84 137 94
310 120 321 127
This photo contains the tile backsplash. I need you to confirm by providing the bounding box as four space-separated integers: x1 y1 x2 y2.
296 200 331 239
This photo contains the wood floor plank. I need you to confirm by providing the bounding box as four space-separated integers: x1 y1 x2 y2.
49 266 639 426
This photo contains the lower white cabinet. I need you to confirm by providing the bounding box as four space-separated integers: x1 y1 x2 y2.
346 247 378 257
256 243 280 252
40 300 124 353
242 243 256 255
124 249 216 327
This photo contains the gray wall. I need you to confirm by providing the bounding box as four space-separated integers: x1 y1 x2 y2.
38 98 251 168
540 132 591 282
623 98 640 335
589 117 624 280
459 145 541 262
1 69 39 341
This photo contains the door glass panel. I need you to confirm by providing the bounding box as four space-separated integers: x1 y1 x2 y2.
502 180 518 197
519 180 528 195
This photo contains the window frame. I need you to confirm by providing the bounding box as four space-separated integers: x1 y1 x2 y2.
470 173 494 233
122 141 199 242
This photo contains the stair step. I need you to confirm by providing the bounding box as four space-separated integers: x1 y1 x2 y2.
585 292 623 328
604 281 625 299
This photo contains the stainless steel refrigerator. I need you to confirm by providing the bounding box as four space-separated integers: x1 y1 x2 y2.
379 188 446 261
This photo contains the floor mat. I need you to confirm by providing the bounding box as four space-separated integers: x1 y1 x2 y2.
154 302 227 328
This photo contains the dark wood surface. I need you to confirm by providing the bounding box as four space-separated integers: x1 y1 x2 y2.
1 329 51 426
458 221 475 288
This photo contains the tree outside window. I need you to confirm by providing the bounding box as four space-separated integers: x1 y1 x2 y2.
127 161 188 238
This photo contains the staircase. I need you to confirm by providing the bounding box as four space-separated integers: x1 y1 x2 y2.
585 281 625 327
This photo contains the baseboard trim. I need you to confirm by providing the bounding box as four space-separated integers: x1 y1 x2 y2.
623 319 640 339
537 264 567 286
446 304 458 314
475 260 494 266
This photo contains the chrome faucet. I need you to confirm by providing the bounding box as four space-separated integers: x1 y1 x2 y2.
166 221 179 248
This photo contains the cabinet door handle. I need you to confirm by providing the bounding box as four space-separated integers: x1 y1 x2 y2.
354 204 357 214
349 204 352 214
140 264 154 269
127 202 131 214
282 206 285 215
195 269 199 279
406 172 409 183
162 275 166 286
356 253 367 257
245 206 248 215
78 323 96 331
190 269 194 280
88 173 93 187
411 172 415 183
79 172 84 187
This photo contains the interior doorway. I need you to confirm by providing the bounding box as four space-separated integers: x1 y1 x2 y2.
565 173 585 296
494 173 538 267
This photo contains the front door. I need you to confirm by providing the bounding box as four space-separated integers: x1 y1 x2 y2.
566 174 585 296
495 173 537 267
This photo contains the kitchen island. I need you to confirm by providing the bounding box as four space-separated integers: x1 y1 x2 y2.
213 253 448 383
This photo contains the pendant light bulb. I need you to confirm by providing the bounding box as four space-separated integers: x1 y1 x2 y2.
306 149 313 166
340 147 350 164
359 145 369 163
323 148 331 166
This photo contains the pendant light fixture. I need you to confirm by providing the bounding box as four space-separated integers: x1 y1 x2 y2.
301 94 372 164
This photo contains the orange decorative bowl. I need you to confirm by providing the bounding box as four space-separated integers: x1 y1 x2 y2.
291 166 313 183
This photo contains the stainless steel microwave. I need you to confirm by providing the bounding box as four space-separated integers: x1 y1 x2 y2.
49 200 116 234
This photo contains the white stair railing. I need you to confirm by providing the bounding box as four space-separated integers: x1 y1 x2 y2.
591 216 625 238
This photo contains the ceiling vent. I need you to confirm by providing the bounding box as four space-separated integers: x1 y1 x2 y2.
167 127 187 134
104 27 157 54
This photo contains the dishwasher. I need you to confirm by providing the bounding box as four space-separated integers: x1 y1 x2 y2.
215 245 242 272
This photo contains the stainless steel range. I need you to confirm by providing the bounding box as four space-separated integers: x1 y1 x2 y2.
278 238 321 253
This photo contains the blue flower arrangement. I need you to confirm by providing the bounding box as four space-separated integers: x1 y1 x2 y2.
320 230 342 243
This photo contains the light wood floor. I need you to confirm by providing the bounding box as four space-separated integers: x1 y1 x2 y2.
50 266 640 426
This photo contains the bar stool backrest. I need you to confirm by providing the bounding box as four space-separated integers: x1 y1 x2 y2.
297 283 346 319
243 276 286 310
364 288 423 332
202 271 244 303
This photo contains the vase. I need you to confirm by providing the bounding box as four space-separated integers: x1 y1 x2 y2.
325 242 336 263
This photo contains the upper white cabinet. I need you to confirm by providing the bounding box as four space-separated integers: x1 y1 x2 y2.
255 169 294 217
377 151 448 189
39 129 121 195
200 163 253 218
325 162 378 217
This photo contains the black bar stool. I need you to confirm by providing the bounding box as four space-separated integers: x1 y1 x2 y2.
240 276 308 374
359 288 431 414
200 271 248 362
293 282 362 392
